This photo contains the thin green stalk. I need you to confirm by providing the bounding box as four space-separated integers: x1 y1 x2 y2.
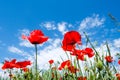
9 69 12 80
83 32 108 67
83 32 100 60
76 58 83 76
35 44 38 80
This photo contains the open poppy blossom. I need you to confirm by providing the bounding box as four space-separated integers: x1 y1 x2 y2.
2 59 17 70
68 66 79 73
22 30 49 44
58 60 71 70
77 52 86 61
105 56 113 63
71 49 86 61
62 31 82 51
22 67 29 72
16 61 31 68
78 76 87 80
48 59 54 64
84 48 94 58
71 48 94 61
116 73 120 80
118 60 120 65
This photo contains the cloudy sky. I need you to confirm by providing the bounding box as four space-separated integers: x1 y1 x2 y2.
0 0 120 72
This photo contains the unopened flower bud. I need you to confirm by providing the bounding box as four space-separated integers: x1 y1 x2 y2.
96 60 103 70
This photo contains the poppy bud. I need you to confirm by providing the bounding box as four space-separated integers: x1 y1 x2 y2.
96 60 103 70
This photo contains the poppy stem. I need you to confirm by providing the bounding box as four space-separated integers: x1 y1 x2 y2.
9 69 12 80
35 44 38 80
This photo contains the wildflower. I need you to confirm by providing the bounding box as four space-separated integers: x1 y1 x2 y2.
2 59 17 70
58 60 71 70
105 56 113 63
78 76 87 80
22 30 48 44
68 66 79 73
49 59 54 64
84 48 94 58
16 61 31 68
59 77 62 80
77 51 86 61
22 67 29 72
116 73 120 80
62 31 81 51
70 49 84 61
71 48 94 61
118 60 120 65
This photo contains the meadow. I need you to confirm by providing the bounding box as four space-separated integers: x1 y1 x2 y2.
1 30 120 80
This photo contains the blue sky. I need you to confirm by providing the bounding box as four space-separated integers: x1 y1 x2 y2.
0 0 120 72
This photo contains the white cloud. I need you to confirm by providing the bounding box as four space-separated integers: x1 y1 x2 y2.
79 14 105 31
53 39 61 47
113 38 120 48
40 22 56 30
19 29 30 36
37 47 67 69
8 46 23 54
19 40 34 48
8 46 31 58
58 22 68 35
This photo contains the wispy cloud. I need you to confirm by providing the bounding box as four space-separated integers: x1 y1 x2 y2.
8 46 31 58
19 40 34 48
113 38 120 48
40 21 56 30
8 46 23 54
19 29 30 36
79 14 105 31
58 22 68 35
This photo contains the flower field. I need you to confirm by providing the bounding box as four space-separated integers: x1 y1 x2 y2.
1 30 120 80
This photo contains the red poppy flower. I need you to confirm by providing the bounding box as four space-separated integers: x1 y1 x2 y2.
22 67 29 72
84 48 94 58
59 77 62 80
77 52 85 61
62 31 82 51
49 59 54 64
22 30 48 44
71 49 85 61
68 66 79 73
78 76 87 80
116 73 120 80
16 61 31 68
2 59 17 70
105 56 113 63
58 60 71 70
118 60 120 65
